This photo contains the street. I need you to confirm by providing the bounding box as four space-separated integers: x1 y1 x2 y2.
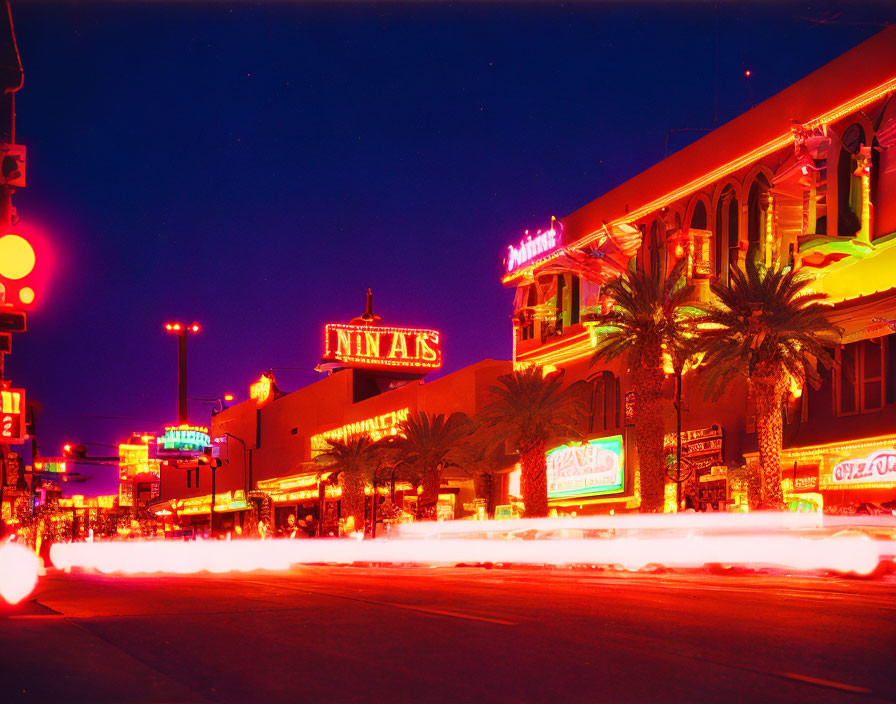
2 566 894 703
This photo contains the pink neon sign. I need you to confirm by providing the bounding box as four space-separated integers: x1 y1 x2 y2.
505 224 563 273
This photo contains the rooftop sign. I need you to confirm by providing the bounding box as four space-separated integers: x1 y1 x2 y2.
504 221 563 275
322 324 441 372
158 425 210 453
250 373 274 405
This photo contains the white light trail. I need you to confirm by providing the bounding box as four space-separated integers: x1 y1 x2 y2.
49 531 884 577
0 542 41 605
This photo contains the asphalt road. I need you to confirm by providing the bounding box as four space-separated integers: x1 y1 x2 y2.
2 565 895 703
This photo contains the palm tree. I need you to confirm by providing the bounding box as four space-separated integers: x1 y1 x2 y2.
589 260 696 512
700 259 839 508
316 436 376 535
477 366 587 517
382 411 471 520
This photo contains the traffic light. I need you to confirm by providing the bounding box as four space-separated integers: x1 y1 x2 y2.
0 231 37 307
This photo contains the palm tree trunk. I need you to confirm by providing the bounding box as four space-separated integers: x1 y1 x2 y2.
417 465 441 520
340 471 366 534
752 375 785 509
473 472 496 517
634 365 665 513
521 439 548 517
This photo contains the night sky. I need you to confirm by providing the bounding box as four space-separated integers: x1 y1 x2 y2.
9 2 894 476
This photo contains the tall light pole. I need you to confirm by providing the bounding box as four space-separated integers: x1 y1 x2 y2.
164 322 200 424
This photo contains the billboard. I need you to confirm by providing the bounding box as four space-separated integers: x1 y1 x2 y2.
546 435 625 500
322 324 441 372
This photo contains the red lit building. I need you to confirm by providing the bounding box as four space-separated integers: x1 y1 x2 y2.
156 295 514 533
501 27 896 513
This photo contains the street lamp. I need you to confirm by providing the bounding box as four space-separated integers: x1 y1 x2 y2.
163 322 200 424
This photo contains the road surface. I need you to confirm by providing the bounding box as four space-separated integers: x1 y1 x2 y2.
2 565 894 703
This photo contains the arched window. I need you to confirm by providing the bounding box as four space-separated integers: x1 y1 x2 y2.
715 185 739 279
746 174 771 263
837 123 864 237
690 200 708 230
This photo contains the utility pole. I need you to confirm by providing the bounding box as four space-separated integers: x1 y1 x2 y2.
164 322 200 424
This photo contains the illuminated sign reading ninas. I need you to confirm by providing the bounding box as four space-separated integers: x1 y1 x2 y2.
323 324 441 371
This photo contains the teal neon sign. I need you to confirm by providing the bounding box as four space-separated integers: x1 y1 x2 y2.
546 435 624 499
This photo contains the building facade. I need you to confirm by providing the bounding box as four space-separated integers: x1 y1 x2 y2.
502 27 896 514
154 303 514 532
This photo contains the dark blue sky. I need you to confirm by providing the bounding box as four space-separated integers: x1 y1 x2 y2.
9 2 894 465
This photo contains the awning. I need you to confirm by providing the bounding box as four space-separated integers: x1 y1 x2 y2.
804 234 896 305
826 287 896 344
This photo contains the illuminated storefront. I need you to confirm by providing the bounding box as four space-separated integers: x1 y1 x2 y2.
497 29 896 512
746 434 896 511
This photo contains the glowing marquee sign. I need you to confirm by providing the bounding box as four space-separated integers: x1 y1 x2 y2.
830 449 896 487
505 225 562 274
158 425 210 453
250 373 273 405
1 388 25 444
311 408 409 457
323 324 441 371
118 443 161 482
546 435 624 500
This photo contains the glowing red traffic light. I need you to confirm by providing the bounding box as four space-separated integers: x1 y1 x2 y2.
0 233 38 306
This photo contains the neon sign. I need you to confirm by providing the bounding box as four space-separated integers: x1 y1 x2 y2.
118 443 161 482
546 435 624 499
322 324 441 371
505 225 562 274
830 449 896 487
250 373 273 405
0 388 25 444
311 408 409 456
158 425 210 452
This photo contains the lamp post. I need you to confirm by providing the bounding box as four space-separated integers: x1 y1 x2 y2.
164 322 200 425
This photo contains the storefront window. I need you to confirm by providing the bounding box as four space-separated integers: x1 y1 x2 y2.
835 338 886 415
